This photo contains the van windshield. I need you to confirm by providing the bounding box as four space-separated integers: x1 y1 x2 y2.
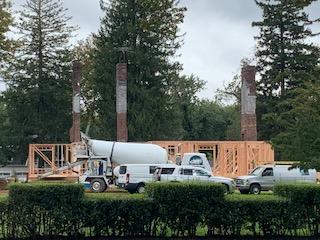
250 167 263 176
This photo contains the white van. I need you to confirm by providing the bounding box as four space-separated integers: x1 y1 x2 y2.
115 164 176 193
236 164 317 194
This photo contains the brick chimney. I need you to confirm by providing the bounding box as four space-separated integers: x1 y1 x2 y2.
69 61 81 143
116 63 128 142
241 65 257 141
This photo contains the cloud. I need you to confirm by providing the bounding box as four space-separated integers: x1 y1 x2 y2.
178 0 259 99
7 0 320 99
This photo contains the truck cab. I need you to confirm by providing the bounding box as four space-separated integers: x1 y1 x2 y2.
79 159 112 193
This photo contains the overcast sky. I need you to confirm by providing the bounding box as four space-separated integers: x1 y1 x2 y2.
7 0 320 100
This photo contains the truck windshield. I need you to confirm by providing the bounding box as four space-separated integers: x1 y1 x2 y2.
119 166 127 174
250 167 263 176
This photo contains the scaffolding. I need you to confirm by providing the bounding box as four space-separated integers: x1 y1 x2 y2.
149 141 274 178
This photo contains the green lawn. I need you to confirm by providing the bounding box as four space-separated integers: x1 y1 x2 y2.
0 188 282 202
226 192 284 201
0 193 8 203
85 191 145 200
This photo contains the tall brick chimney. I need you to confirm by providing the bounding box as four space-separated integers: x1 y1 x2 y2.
241 65 257 141
69 61 81 143
116 63 128 142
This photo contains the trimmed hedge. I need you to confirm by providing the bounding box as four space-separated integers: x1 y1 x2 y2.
274 183 320 204
84 198 156 237
145 182 225 236
1 182 320 238
9 182 84 208
8 183 85 238
274 183 320 236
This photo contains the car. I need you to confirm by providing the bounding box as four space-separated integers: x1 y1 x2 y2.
236 164 317 194
115 164 176 193
153 165 235 193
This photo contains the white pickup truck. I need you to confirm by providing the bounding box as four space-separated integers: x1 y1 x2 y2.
153 165 236 193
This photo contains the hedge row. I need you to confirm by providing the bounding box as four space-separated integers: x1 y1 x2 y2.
0 183 319 238
274 183 320 236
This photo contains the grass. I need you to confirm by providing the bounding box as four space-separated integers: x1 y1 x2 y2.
226 192 285 201
85 192 146 201
0 194 8 203
0 184 286 203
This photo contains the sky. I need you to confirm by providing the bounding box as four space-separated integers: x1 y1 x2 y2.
6 0 320 99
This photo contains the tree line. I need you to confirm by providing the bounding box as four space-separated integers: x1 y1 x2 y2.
0 0 319 169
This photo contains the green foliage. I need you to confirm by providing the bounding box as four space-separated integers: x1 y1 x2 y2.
205 196 289 236
253 0 319 96
274 183 320 235
2 183 320 237
87 0 191 141
8 183 85 238
271 83 320 166
83 198 156 237
145 182 224 236
2 0 76 163
0 0 14 63
274 183 320 205
9 183 84 208
253 0 320 142
185 100 233 140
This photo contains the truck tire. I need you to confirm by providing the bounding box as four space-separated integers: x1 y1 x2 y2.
222 184 229 194
90 178 107 193
136 183 146 194
250 183 261 194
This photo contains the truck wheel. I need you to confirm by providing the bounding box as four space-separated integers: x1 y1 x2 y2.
91 178 107 193
250 184 261 194
222 184 229 194
136 183 146 194
239 189 249 194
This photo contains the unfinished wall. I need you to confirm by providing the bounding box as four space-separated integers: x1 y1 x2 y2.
150 141 274 178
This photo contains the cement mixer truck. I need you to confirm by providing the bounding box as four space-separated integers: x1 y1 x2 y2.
39 138 212 192
81 139 212 192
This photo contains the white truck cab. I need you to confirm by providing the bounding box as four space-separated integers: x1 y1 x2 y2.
236 164 317 194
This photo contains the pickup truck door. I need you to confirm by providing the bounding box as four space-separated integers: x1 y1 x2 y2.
193 169 211 182
180 168 193 181
260 167 275 190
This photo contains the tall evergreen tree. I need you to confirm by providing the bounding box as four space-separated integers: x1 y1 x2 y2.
253 0 320 140
90 0 187 141
2 0 76 163
185 100 232 141
272 81 320 169
0 0 13 64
